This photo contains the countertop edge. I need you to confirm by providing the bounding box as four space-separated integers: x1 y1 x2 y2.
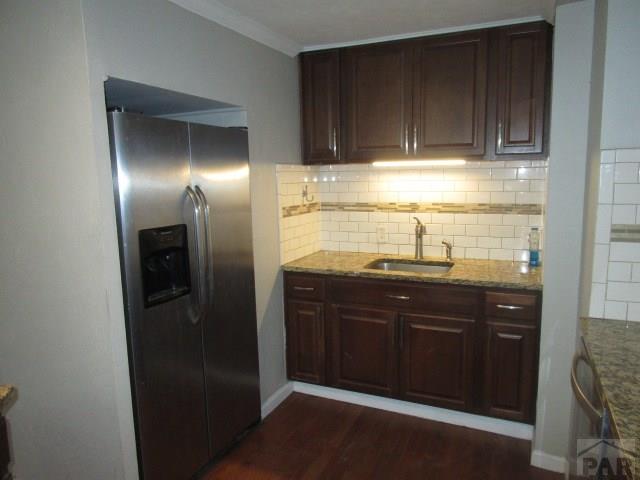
282 265 543 291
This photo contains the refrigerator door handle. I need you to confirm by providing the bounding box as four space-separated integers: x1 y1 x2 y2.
185 186 205 325
195 185 214 305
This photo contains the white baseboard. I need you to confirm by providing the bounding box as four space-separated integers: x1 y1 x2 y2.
260 381 294 419
531 449 568 474
292 382 534 440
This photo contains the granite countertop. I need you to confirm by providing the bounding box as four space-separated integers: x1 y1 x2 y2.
581 318 640 478
0 384 17 415
282 250 542 290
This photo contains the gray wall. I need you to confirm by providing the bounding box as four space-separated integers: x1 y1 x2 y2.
0 0 127 478
600 0 640 149
0 0 300 478
532 0 600 469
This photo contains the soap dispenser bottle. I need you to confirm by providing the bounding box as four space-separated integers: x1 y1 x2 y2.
528 227 540 267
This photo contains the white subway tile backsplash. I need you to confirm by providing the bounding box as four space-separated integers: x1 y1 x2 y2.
608 262 632 282
615 148 640 163
627 303 640 322
614 163 640 184
490 249 514 261
612 205 637 224
466 192 491 203
604 301 627 320
595 204 612 243
490 192 516 204
610 242 640 262
490 225 515 238
606 282 640 302
466 224 490 237
478 237 502 249
599 163 615 204
278 161 548 265
601 150 615 164
614 184 640 204
592 244 609 283
632 264 640 282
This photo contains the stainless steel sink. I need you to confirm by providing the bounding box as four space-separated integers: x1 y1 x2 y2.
365 259 454 274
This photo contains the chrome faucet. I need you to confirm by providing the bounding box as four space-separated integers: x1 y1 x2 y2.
442 240 453 261
414 217 426 259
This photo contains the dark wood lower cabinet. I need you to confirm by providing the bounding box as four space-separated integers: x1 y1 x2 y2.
399 313 475 410
284 272 541 424
286 300 325 384
484 321 537 422
328 305 398 397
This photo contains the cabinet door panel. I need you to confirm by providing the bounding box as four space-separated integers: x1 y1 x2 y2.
301 51 341 164
329 305 397 396
344 43 413 161
286 300 325 384
484 321 537 422
414 31 487 156
496 22 549 154
400 314 475 410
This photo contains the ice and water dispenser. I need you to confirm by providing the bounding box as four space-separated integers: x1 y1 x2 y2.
138 224 191 308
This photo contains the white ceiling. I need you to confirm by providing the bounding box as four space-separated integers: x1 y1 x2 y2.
170 0 555 56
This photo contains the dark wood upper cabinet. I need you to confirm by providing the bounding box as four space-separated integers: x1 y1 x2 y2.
301 50 341 164
299 21 551 164
495 22 549 155
329 305 398 396
286 300 326 384
343 43 414 161
399 313 476 411
413 31 488 156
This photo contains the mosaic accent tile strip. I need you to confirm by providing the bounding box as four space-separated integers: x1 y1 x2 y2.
282 202 543 218
611 224 640 243
282 202 320 218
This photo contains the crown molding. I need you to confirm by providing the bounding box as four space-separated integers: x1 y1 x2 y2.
168 0 301 57
302 15 546 52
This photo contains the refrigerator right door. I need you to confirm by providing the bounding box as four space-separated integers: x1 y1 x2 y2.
189 123 261 457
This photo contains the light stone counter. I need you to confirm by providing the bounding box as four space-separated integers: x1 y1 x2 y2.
282 250 542 291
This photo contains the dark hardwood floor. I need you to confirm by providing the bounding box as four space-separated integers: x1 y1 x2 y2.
203 393 562 480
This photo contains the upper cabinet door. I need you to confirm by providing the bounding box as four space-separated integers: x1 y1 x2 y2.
301 51 341 164
344 43 413 161
414 31 488 157
495 22 549 155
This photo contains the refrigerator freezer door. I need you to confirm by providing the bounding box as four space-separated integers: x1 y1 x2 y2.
189 124 261 457
109 113 209 479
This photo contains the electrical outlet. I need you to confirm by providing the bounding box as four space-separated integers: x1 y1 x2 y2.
376 225 388 243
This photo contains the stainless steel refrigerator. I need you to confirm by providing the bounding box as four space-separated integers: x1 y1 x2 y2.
108 112 261 480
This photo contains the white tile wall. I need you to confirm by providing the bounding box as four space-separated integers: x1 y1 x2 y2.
589 148 640 322
277 161 548 264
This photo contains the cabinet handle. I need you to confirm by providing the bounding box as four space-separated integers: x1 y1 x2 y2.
404 125 409 155
496 304 524 310
413 125 417 156
386 294 410 301
293 286 315 292
332 127 337 157
571 353 603 424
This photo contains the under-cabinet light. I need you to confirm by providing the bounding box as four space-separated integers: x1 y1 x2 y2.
372 159 467 168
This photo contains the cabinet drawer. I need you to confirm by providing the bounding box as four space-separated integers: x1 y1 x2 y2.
329 278 478 317
485 292 538 323
285 274 325 301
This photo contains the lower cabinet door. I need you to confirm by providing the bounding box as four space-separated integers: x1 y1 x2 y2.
483 321 537 422
286 300 325 384
399 313 476 410
329 305 398 396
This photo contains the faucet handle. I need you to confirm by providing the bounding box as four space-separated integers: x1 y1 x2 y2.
413 216 423 225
